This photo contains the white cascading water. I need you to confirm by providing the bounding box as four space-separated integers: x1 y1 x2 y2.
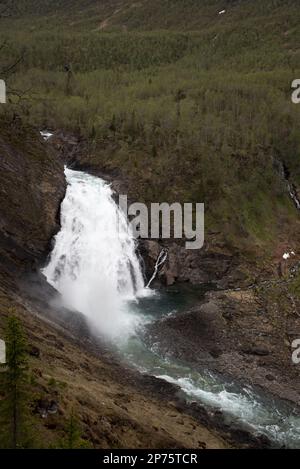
146 249 168 288
43 167 149 339
42 168 300 448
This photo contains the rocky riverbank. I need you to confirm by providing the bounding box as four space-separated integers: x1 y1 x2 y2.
1 123 300 448
0 121 233 448
42 129 300 409
144 285 300 406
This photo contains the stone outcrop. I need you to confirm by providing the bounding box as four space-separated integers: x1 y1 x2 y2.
144 287 300 405
139 239 246 288
0 123 234 448
0 119 65 285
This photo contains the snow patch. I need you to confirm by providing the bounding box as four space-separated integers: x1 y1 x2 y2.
40 130 53 141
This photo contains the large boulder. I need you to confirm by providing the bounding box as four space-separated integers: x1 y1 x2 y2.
144 288 300 404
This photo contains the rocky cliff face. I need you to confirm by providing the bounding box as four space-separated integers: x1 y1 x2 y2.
0 122 234 449
1 124 299 447
0 119 65 286
139 239 247 288
46 131 253 289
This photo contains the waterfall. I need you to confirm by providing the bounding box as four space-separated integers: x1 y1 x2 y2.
42 168 149 339
41 170 300 449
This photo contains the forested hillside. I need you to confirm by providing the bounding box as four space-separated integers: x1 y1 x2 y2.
1 0 300 257
2 1 299 31
1 0 300 451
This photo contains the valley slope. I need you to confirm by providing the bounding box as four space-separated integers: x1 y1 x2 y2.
1 0 300 449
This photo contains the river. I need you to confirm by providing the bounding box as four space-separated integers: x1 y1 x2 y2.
42 167 300 449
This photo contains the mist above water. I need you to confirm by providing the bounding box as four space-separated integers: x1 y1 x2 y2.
42 168 300 448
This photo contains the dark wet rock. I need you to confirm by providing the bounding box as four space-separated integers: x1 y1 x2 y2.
139 239 243 288
1 125 298 448
241 346 270 356
145 299 227 366
0 119 66 287
174 400 273 449
144 288 300 405
35 399 59 418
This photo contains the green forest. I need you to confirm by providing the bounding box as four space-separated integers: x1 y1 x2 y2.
1 0 300 453
1 0 300 256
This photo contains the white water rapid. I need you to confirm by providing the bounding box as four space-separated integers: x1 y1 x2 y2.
43 168 149 339
43 168 300 448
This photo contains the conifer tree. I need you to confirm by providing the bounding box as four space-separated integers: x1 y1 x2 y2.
0 313 31 448
60 409 91 449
